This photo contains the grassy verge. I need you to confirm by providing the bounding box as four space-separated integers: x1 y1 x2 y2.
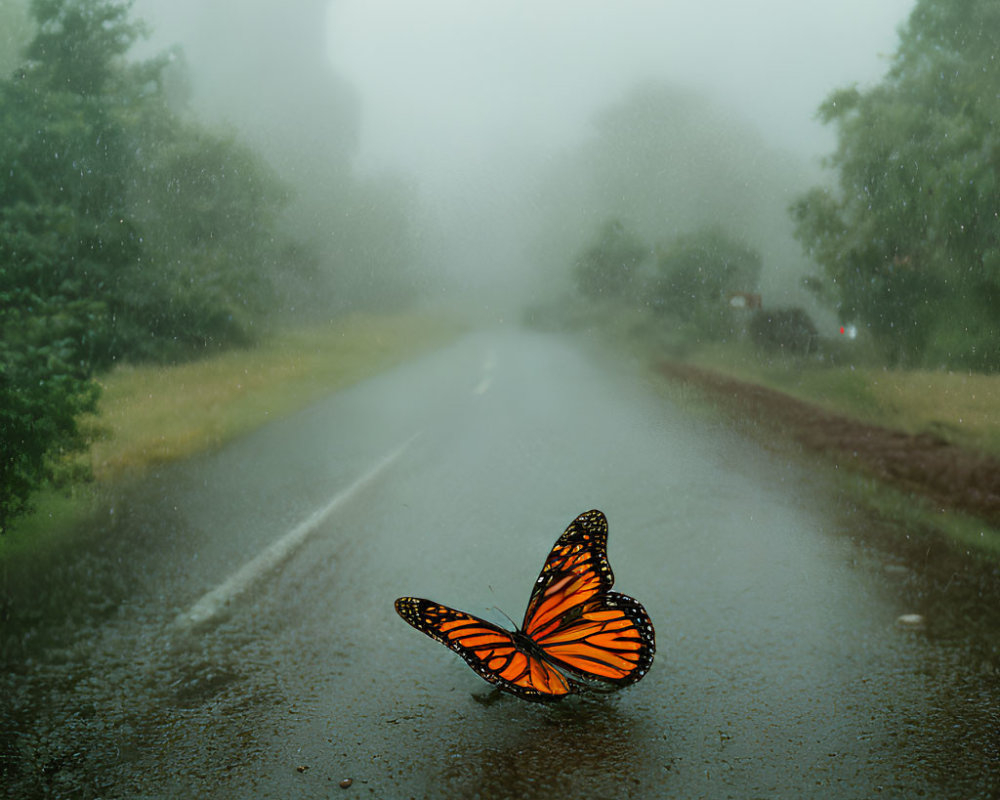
2 312 463 554
679 343 1000 558
680 340 1000 459
85 312 462 480
589 310 1000 559
829 468 1000 560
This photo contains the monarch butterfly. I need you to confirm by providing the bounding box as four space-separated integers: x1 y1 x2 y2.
395 509 655 702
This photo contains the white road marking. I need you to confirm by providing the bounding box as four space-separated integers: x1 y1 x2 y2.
473 350 496 395
173 434 418 630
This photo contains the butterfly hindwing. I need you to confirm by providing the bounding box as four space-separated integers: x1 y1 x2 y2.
533 590 656 687
394 597 576 701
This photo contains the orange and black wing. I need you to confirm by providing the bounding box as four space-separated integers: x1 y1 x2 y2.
532 590 655 687
394 597 576 702
521 509 614 637
521 509 655 687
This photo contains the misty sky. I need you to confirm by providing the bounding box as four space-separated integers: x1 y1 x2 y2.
133 0 918 303
327 0 916 185
325 0 916 301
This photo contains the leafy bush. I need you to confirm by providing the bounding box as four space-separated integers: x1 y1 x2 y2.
573 219 648 300
749 308 819 356
921 304 1000 373
0 300 100 533
650 227 762 340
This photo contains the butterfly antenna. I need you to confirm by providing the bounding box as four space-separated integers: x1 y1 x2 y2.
493 605 518 629
483 582 516 628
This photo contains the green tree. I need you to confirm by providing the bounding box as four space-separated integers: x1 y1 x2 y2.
123 125 287 357
0 0 32 76
652 226 762 338
0 0 289 530
791 0 1000 369
529 81 811 308
26 0 145 95
0 203 103 532
573 219 648 299
2 0 174 366
0 0 144 529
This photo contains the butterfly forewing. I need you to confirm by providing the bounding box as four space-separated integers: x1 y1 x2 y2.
521 509 614 638
394 597 575 701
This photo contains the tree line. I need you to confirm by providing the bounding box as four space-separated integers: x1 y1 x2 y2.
567 0 998 372
0 0 411 532
792 0 999 370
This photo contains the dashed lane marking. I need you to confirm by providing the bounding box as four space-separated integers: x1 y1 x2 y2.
473 350 496 395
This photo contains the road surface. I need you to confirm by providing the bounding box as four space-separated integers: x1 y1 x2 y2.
3 328 998 798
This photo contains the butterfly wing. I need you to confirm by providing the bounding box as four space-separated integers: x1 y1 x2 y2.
521 508 614 636
521 509 656 687
394 597 576 702
532 590 656 687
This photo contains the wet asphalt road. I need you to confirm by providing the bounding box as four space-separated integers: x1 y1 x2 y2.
2 327 999 798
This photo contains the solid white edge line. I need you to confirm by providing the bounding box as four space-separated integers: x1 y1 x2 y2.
173 433 419 630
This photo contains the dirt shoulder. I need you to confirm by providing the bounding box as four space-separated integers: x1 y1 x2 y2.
657 360 1000 528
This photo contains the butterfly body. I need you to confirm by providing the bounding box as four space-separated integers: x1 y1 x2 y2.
395 509 655 703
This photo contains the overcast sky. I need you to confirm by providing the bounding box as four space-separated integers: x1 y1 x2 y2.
322 0 917 300
133 0 919 302
327 0 915 184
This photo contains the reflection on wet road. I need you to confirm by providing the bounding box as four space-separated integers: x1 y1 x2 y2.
2 328 998 798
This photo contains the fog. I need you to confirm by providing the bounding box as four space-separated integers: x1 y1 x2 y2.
7 4 1000 795
329 1 910 173
133 0 916 314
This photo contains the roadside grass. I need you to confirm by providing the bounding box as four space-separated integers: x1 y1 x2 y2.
578 305 1000 461
85 312 462 481
831 468 1000 561
1 312 462 555
645 342 1000 561
601 313 1000 560
686 340 1000 459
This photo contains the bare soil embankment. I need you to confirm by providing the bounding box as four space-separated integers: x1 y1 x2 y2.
658 360 1000 528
